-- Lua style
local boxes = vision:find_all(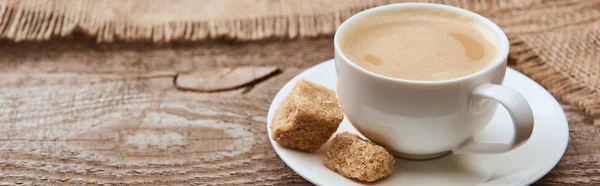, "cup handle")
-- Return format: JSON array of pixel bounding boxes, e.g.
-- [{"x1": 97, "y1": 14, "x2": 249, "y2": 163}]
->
[{"x1": 452, "y1": 83, "x2": 534, "y2": 154}]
